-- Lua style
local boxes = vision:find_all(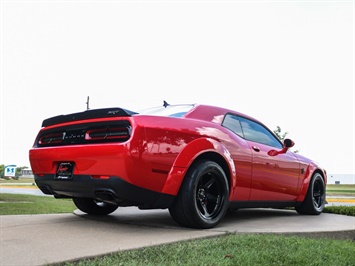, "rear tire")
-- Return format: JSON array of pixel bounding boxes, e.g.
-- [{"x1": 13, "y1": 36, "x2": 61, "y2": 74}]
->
[
  {"x1": 73, "y1": 198, "x2": 118, "y2": 215},
  {"x1": 169, "y1": 160, "x2": 229, "y2": 229},
  {"x1": 296, "y1": 173, "x2": 326, "y2": 215}
]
